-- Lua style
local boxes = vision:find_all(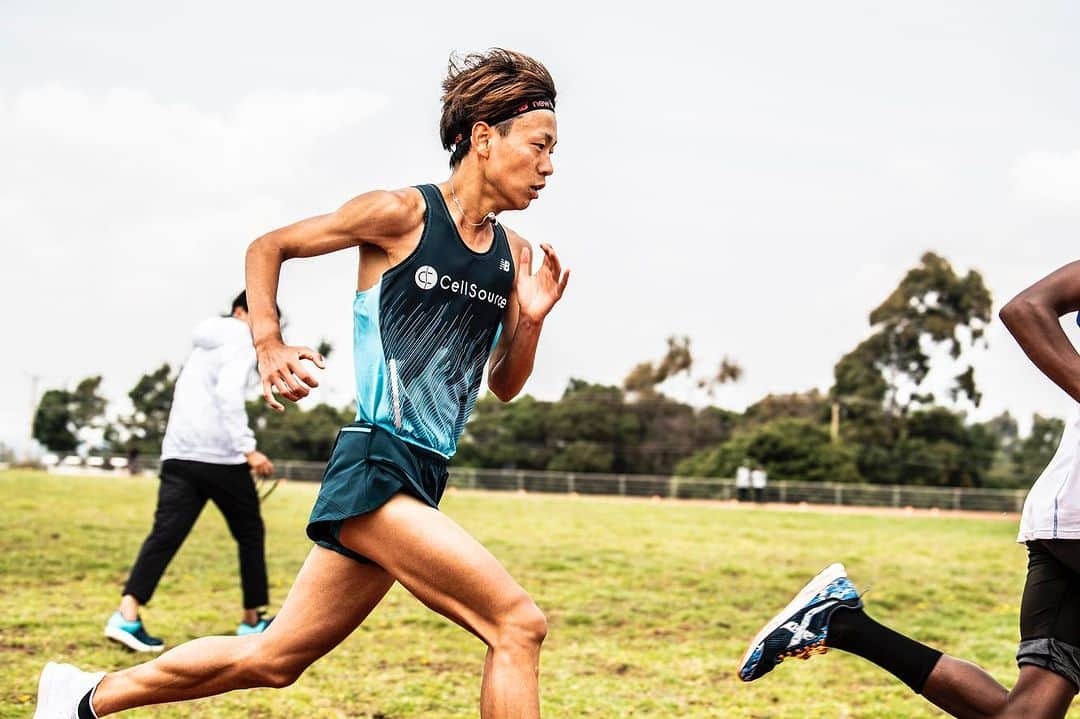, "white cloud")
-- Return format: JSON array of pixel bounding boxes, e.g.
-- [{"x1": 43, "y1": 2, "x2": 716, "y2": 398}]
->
[
  {"x1": 2, "y1": 86, "x2": 388, "y2": 216},
  {"x1": 0, "y1": 86, "x2": 391, "y2": 457},
  {"x1": 1013, "y1": 150, "x2": 1080, "y2": 214}
]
